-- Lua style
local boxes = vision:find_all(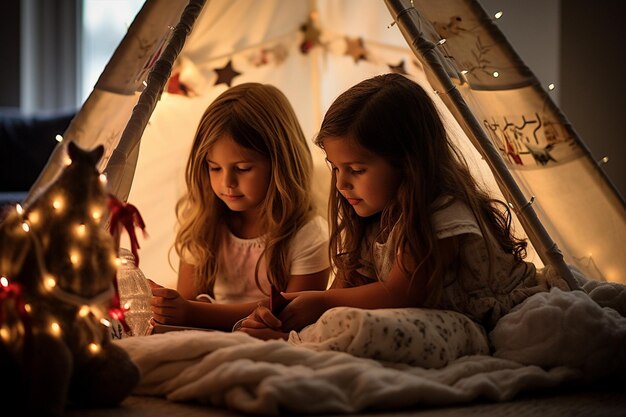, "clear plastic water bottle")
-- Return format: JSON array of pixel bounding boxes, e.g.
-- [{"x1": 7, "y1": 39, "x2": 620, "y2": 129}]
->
[{"x1": 115, "y1": 247, "x2": 153, "y2": 337}]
